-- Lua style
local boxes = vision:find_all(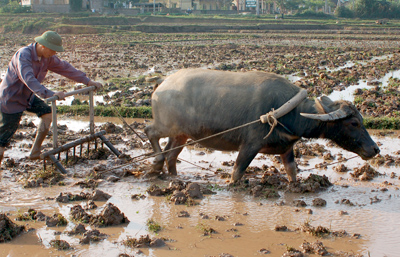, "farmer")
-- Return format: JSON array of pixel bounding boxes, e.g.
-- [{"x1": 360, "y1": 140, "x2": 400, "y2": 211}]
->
[{"x1": 0, "y1": 30, "x2": 102, "y2": 165}]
